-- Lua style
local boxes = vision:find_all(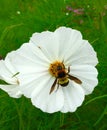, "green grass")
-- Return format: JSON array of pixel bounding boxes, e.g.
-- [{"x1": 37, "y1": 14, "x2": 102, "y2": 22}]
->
[{"x1": 0, "y1": 0, "x2": 107, "y2": 129}]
